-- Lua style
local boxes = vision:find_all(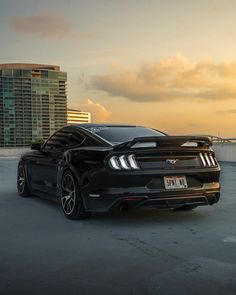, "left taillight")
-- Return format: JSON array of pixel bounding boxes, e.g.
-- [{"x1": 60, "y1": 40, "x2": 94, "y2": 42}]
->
[{"x1": 108, "y1": 154, "x2": 140, "y2": 170}]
